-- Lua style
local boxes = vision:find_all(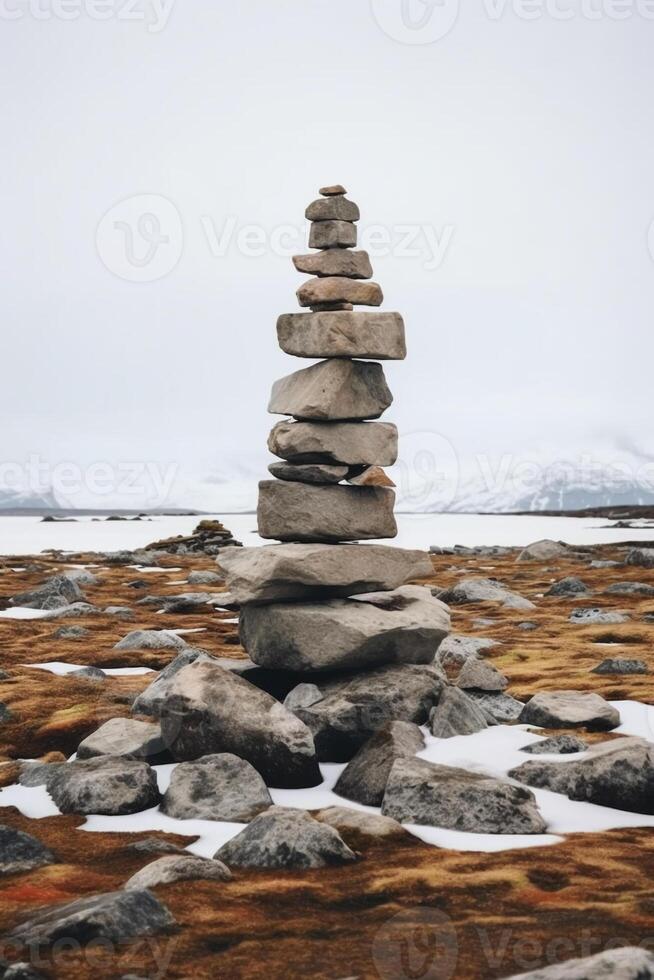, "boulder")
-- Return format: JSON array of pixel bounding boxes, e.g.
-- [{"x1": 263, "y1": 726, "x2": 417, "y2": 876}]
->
[
  {"x1": 240, "y1": 586, "x2": 449, "y2": 673},
  {"x1": 268, "y1": 419, "x2": 398, "y2": 466},
  {"x1": 436, "y1": 634, "x2": 498, "y2": 670},
  {"x1": 437, "y1": 578, "x2": 535, "y2": 611},
  {"x1": 268, "y1": 461, "x2": 348, "y2": 484},
  {"x1": 43, "y1": 602, "x2": 98, "y2": 619},
  {"x1": 333, "y1": 721, "x2": 425, "y2": 806},
  {"x1": 456, "y1": 658, "x2": 508, "y2": 691},
  {"x1": 516, "y1": 540, "x2": 568, "y2": 562},
  {"x1": 161, "y1": 753, "x2": 272, "y2": 821},
  {"x1": 518, "y1": 691, "x2": 620, "y2": 731},
  {"x1": 625, "y1": 547, "x2": 654, "y2": 568},
  {"x1": 429, "y1": 687, "x2": 492, "y2": 738},
  {"x1": 159, "y1": 659, "x2": 321, "y2": 788},
  {"x1": 214, "y1": 806, "x2": 356, "y2": 869},
  {"x1": 591, "y1": 658, "x2": 649, "y2": 675},
  {"x1": 63, "y1": 568, "x2": 100, "y2": 586},
  {"x1": 509, "y1": 737, "x2": 654, "y2": 814},
  {"x1": 7, "y1": 889, "x2": 174, "y2": 946},
  {"x1": 46, "y1": 757, "x2": 160, "y2": 815},
  {"x1": 76, "y1": 718, "x2": 167, "y2": 763},
  {"x1": 124, "y1": 855, "x2": 231, "y2": 891},
  {"x1": 504, "y1": 946, "x2": 654, "y2": 979},
  {"x1": 605, "y1": 582, "x2": 654, "y2": 596},
  {"x1": 257, "y1": 481, "x2": 396, "y2": 543},
  {"x1": 296, "y1": 663, "x2": 446, "y2": 761},
  {"x1": 284, "y1": 683, "x2": 324, "y2": 713},
  {"x1": 467, "y1": 691, "x2": 525, "y2": 723},
  {"x1": 277, "y1": 310, "x2": 405, "y2": 361},
  {"x1": 381, "y1": 757, "x2": 546, "y2": 834},
  {"x1": 569, "y1": 608, "x2": 630, "y2": 625},
  {"x1": 314, "y1": 806, "x2": 404, "y2": 840},
  {"x1": 521, "y1": 735, "x2": 588, "y2": 755},
  {"x1": 309, "y1": 220, "x2": 356, "y2": 249},
  {"x1": 292, "y1": 250, "x2": 372, "y2": 279},
  {"x1": 113, "y1": 630, "x2": 187, "y2": 651},
  {"x1": 305, "y1": 196, "x2": 360, "y2": 221},
  {"x1": 545, "y1": 577, "x2": 589, "y2": 597},
  {"x1": 268, "y1": 359, "x2": 392, "y2": 422},
  {"x1": 10, "y1": 574, "x2": 83, "y2": 610},
  {"x1": 0, "y1": 825, "x2": 56, "y2": 875},
  {"x1": 297, "y1": 277, "x2": 382, "y2": 309},
  {"x1": 132, "y1": 648, "x2": 213, "y2": 718}
]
